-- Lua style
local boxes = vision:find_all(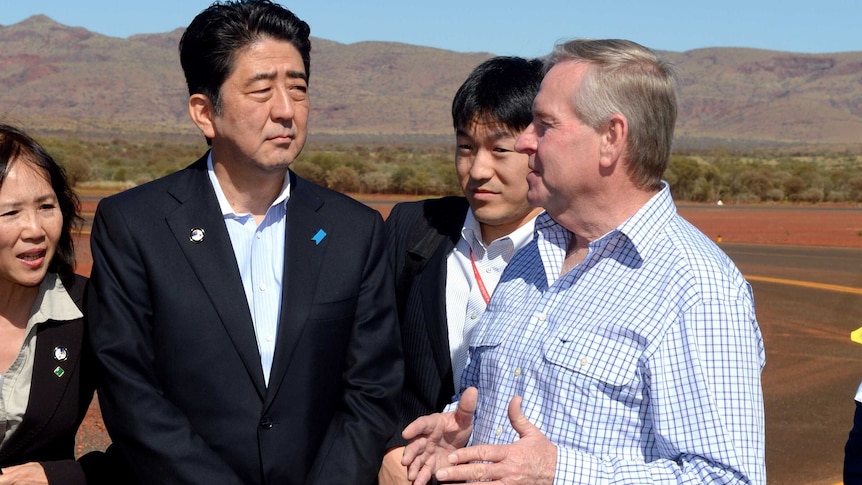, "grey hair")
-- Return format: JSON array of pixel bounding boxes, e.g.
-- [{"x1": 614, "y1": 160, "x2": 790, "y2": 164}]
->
[{"x1": 546, "y1": 39, "x2": 678, "y2": 190}]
